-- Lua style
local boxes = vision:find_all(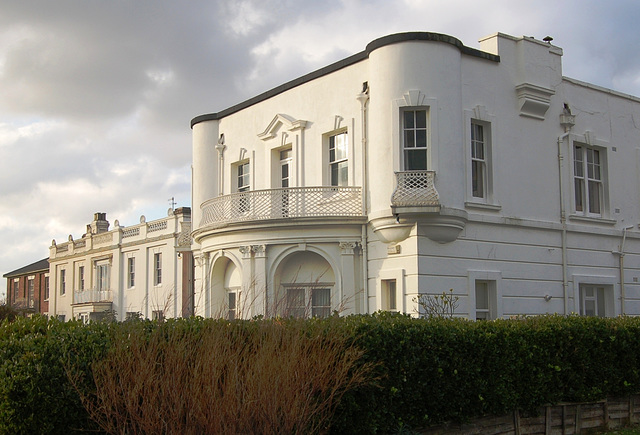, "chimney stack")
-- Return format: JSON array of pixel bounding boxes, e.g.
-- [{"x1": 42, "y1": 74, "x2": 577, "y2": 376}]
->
[{"x1": 89, "y1": 212, "x2": 110, "y2": 234}]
